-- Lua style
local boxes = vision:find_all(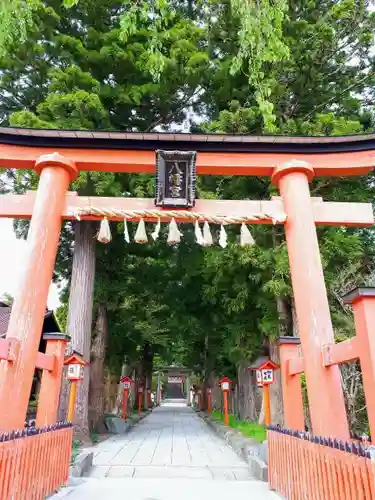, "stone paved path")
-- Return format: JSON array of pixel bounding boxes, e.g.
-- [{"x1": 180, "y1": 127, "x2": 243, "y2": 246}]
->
[{"x1": 57, "y1": 400, "x2": 280, "y2": 499}]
